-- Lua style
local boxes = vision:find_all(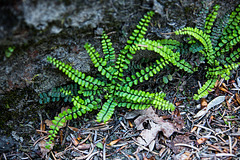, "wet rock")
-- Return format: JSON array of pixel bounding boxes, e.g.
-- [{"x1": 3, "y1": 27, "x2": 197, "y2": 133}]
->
[{"x1": 0, "y1": 1, "x2": 22, "y2": 40}]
